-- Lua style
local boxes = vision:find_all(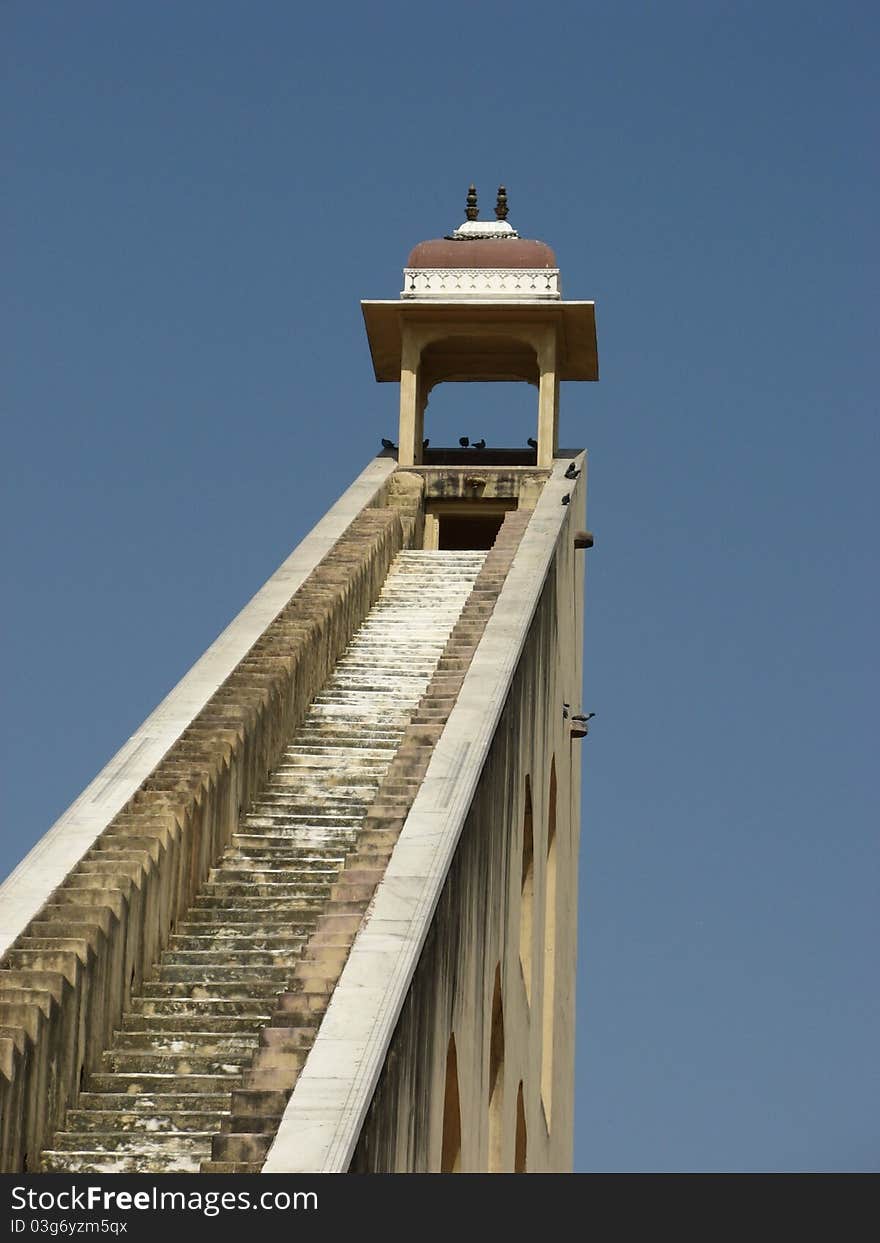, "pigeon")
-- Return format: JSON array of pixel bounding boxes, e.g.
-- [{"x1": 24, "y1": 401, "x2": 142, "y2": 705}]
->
[
  {"x1": 564, "y1": 463, "x2": 581, "y2": 480},
  {"x1": 459, "y1": 436, "x2": 470, "y2": 448},
  {"x1": 473, "y1": 438, "x2": 486, "y2": 450},
  {"x1": 562, "y1": 702, "x2": 570, "y2": 720},
  {"x1": 571, "y1": 712, "x2": 596, "y2": 723},
  {"x1": 527, "y1": 437, "x2": 538, "y2": 449},
  {"x1": 561, "y1": 493, "x2": 571, "y2": 506},
  {"x1": 381, "y1": 438, "x2": 397, "y2": 451},
  {"x1": 423, "y1": 438, "x2": 430, "y2": 450}
]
